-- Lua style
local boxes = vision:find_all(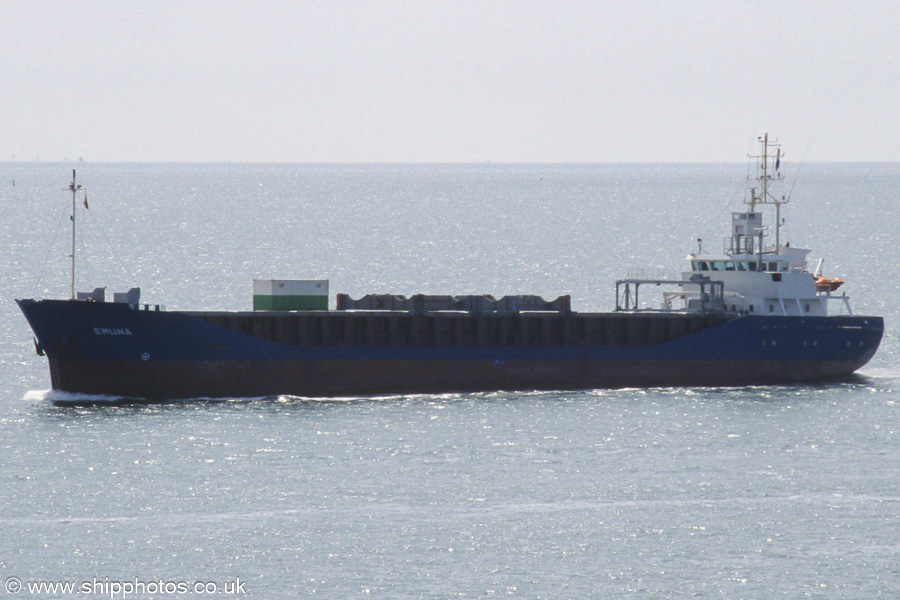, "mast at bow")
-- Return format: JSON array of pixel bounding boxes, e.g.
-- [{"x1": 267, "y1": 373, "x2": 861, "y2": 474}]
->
[{"x1": 66, "y1": 170, "x2": 86, "y2": 300}]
